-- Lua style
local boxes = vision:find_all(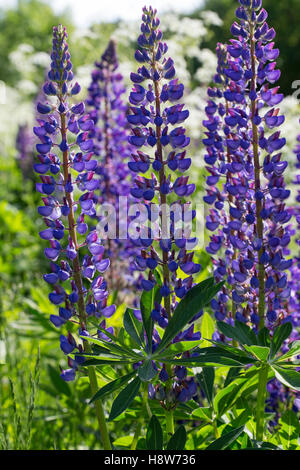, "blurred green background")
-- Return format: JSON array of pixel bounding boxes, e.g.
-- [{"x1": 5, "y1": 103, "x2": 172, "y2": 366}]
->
[{"x1": 0, "y1": 0, "x2": 300, "y2": 450}]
